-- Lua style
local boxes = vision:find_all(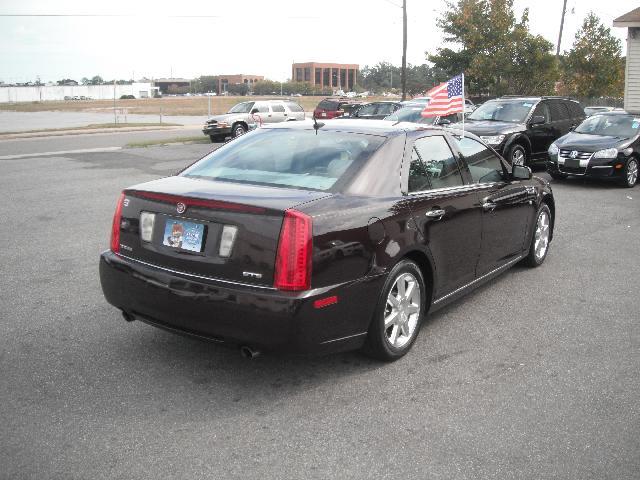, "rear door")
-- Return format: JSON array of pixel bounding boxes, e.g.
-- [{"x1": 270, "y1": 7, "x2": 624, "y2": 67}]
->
[
  {"x1": 404, "y1": 133, "x2": 482, "y2": 297},
  {"x1": 452, "y1": 135, "x2": 535, "y2": 274},
  {"x1": 269, "y1": 103, "x2": 287, "y2": 123}
]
